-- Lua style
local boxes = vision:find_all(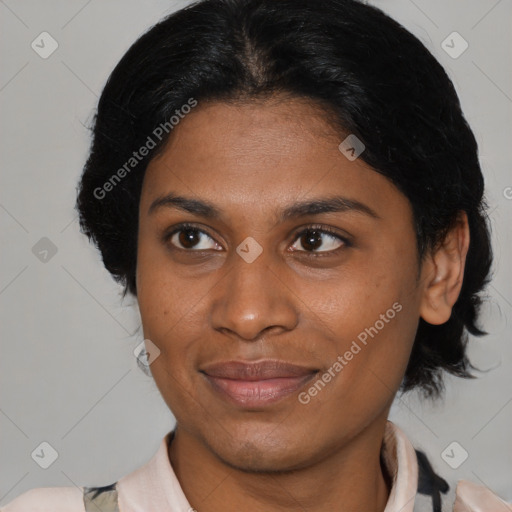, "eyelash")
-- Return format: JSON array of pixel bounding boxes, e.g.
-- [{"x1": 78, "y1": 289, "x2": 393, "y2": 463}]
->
[{"x1": 163, "y1": 222, "x2": 351, "y2": 256}]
